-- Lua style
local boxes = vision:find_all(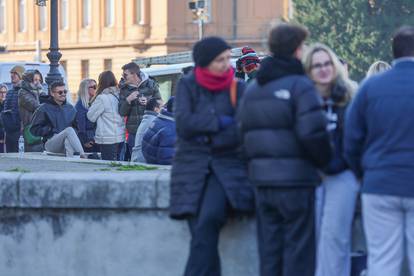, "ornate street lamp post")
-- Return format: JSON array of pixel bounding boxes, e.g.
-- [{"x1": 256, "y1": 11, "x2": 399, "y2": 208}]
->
[{"x1": 35, "y1": 0, "x2": 63, "y2": 87}]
